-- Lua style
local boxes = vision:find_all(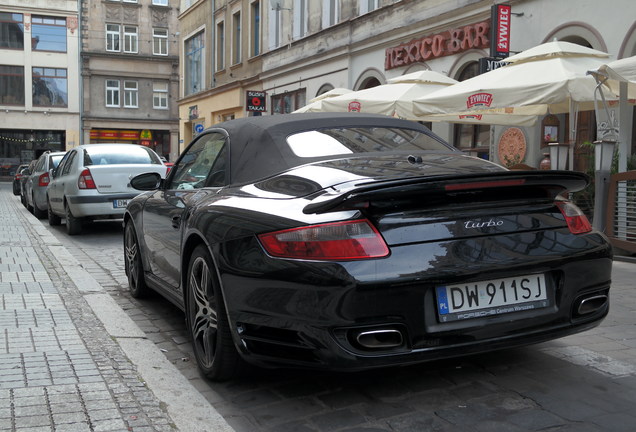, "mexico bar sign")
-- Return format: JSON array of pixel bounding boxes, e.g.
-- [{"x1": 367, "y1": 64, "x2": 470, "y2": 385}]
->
[
  {"x1": 385, "y1": 20, "x2": 490, "y2": 70},
  {"x1": 490, "y1": 4, "x2": 511, "y2": 58}
]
